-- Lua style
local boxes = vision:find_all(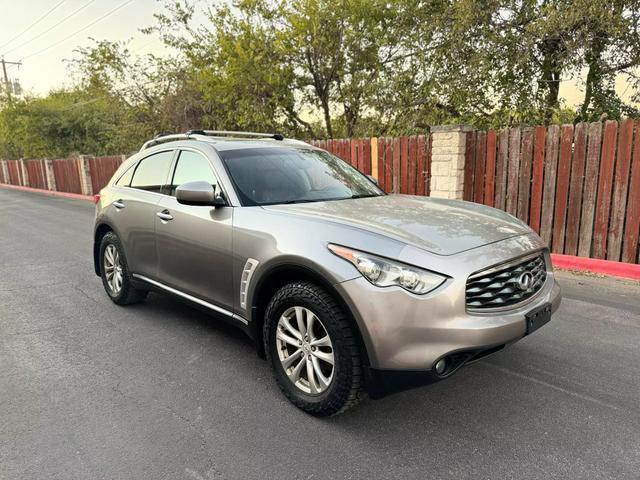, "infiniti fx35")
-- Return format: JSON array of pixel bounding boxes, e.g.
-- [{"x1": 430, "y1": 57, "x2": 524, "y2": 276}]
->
[{"x1": 93, "y1": 131, "x2": 561, "y2": 416}]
